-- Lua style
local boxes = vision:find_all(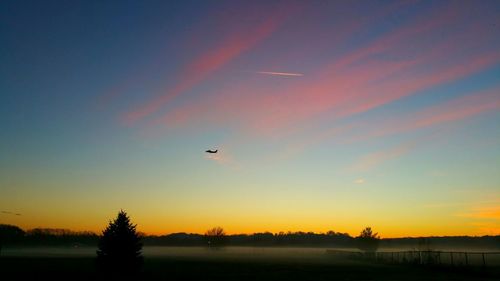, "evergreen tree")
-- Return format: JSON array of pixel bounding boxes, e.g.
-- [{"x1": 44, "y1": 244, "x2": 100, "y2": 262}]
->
[{"x1": 96, "y1": 210, "x2": 143, "y2": 275}]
